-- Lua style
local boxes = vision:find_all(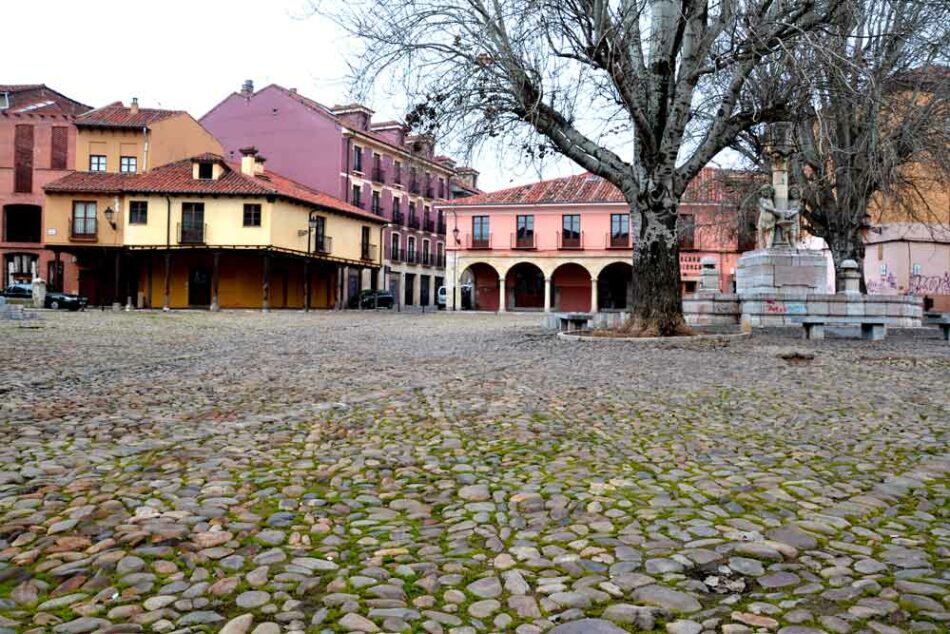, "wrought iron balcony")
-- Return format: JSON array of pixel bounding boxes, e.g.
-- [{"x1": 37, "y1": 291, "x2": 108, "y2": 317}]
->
[{"x1": 178, "y1": 223, "x2": 206, "y2": 245}]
